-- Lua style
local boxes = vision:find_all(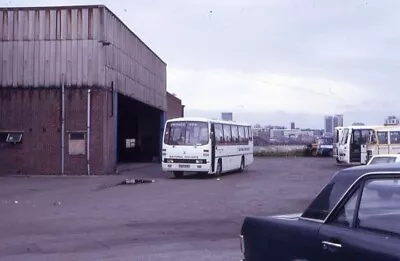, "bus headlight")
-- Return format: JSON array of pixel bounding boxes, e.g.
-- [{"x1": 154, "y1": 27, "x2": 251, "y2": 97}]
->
[{"x1": 166, "y1": 159, "x2": 174, "y2": 163}]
